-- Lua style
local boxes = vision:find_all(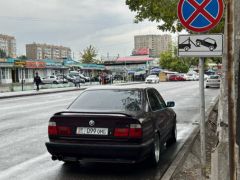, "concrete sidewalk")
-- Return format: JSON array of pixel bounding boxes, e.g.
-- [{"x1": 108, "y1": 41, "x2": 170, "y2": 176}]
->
[{"x1": 0, "y1": 81, "x2": 143, "y2": 99}]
